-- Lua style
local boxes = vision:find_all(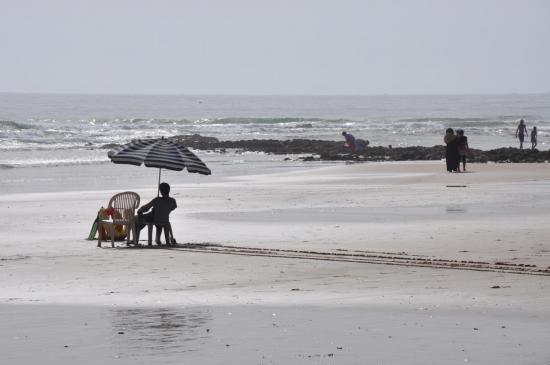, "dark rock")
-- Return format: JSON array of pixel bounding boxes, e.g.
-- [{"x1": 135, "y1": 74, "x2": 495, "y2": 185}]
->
[
  {"x1": 109, "y1": 134, "x2": 550, "y2": 163},
  {"x1": 100, "y1": 143, "x2": 121, "y2": 150},
  {"x1": 172, "y1": 134, "x2": 219, "y2": 144},
  {"x1": 300, "y1": 156, "x2": 318, "y2": 162},
  {"x1": 482, "y1": 147, "x2": 550, "y2": 163}
]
